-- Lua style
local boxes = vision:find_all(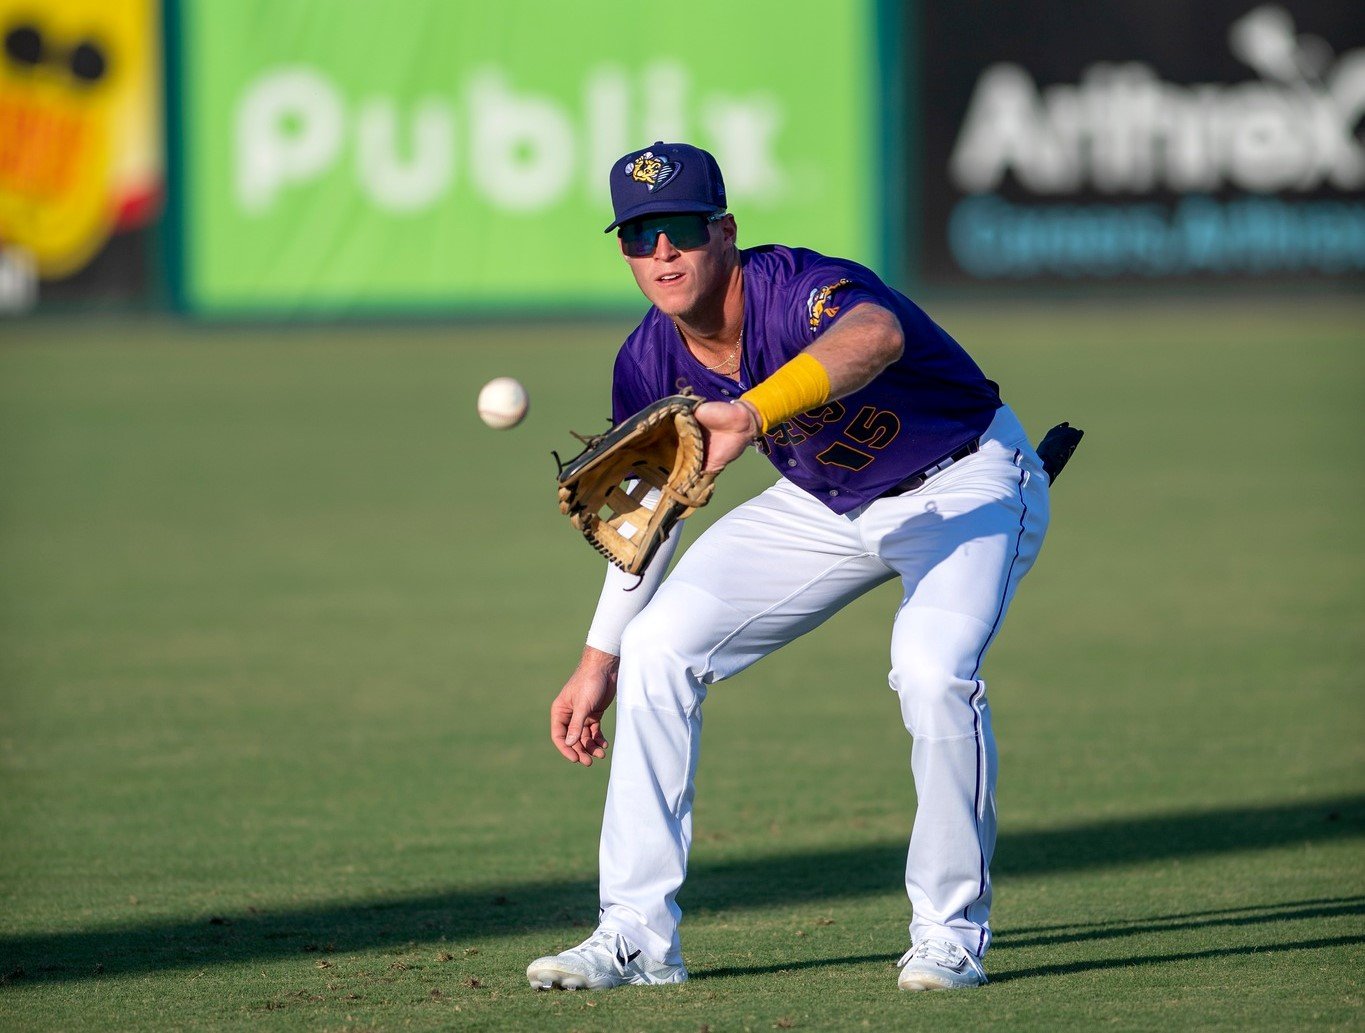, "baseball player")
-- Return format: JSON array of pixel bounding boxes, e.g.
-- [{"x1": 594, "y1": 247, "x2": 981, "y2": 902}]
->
[{"x1": 527, "y1": 142, "x2": 1050, "y2": 992}]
